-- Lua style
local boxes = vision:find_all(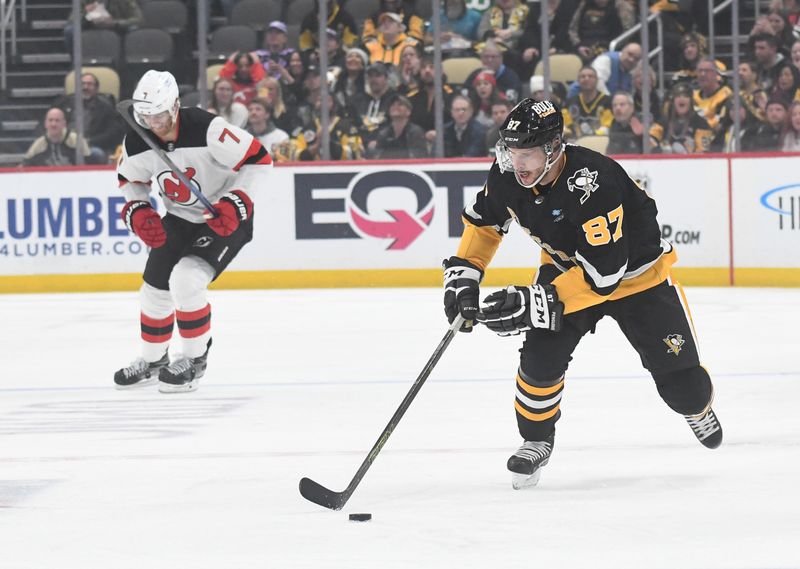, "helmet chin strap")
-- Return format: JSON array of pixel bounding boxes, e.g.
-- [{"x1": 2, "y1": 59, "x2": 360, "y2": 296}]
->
[{"x1": 515, "y1": 140, "x2": 564, "y2": 188}]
